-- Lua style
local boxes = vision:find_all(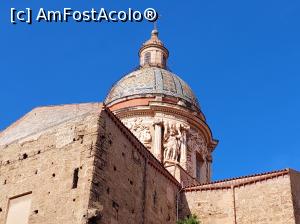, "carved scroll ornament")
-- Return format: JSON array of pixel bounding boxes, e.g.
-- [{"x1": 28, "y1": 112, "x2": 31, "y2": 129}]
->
[{"x1": 122, "y1": 118, "x2": 152, "y2": 149}]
